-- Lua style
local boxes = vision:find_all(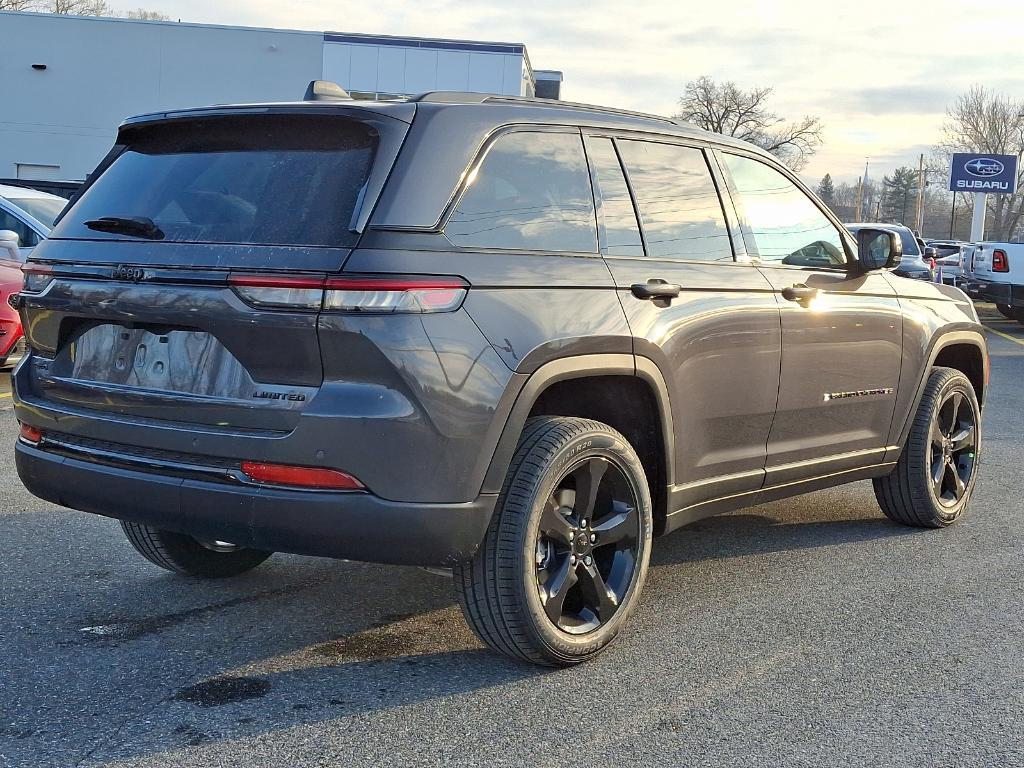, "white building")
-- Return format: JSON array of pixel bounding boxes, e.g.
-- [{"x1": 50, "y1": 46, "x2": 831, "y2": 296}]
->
[{"x1": 0, "y1": 12, "x2": 562, "y2": 188}]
